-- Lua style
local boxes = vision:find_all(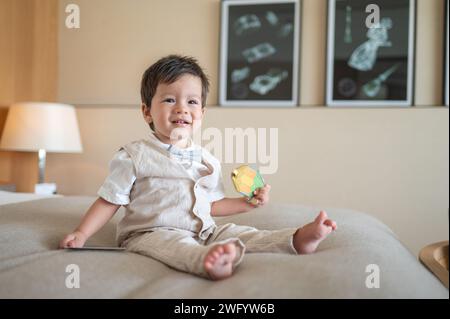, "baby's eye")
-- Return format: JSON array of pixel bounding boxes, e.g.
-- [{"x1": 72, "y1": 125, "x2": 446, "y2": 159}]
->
[
  {"x1": 163, "y1": 98, "x2": 175, "y2": 103},
  {"x1": 188, "y1": 100, "x2": 200, "y2": 105}
]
